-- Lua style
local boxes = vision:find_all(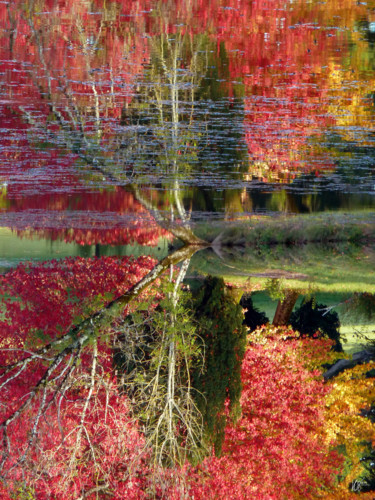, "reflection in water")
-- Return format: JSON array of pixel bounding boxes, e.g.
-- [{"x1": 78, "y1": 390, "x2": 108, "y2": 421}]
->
[
  {"x1": 1, "y1": 0, "x2": 375, "y2": 245},
  {"x1": 0, "y1": 226, "x2": 170, "y2": 273},
  {"x1": 1, "y1": 1, "x2": 375, "y2": 496}
]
